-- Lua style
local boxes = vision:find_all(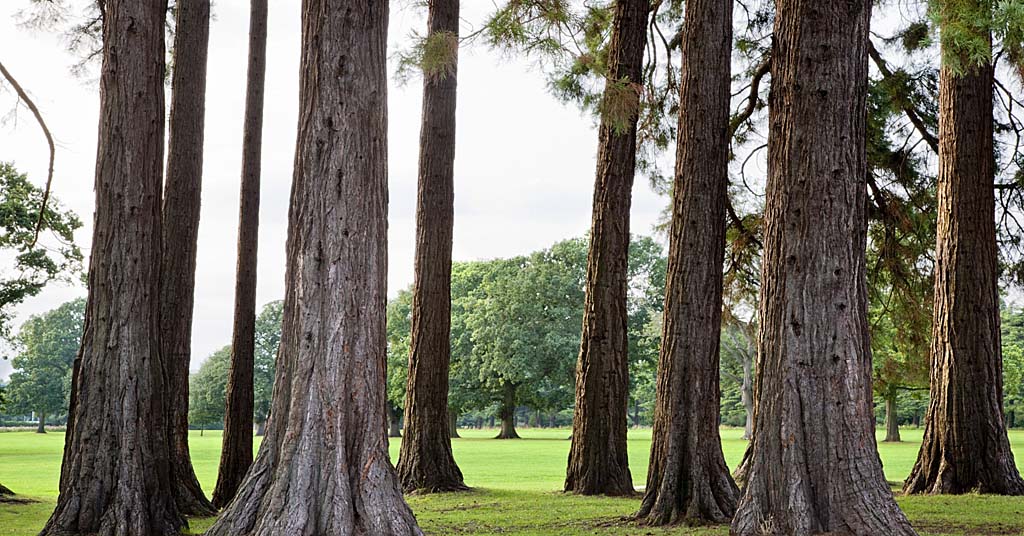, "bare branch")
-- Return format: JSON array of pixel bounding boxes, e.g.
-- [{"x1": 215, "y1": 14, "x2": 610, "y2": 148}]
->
[{"x1": 0, "y1": 59, "x2": 56, "y2": 249}]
